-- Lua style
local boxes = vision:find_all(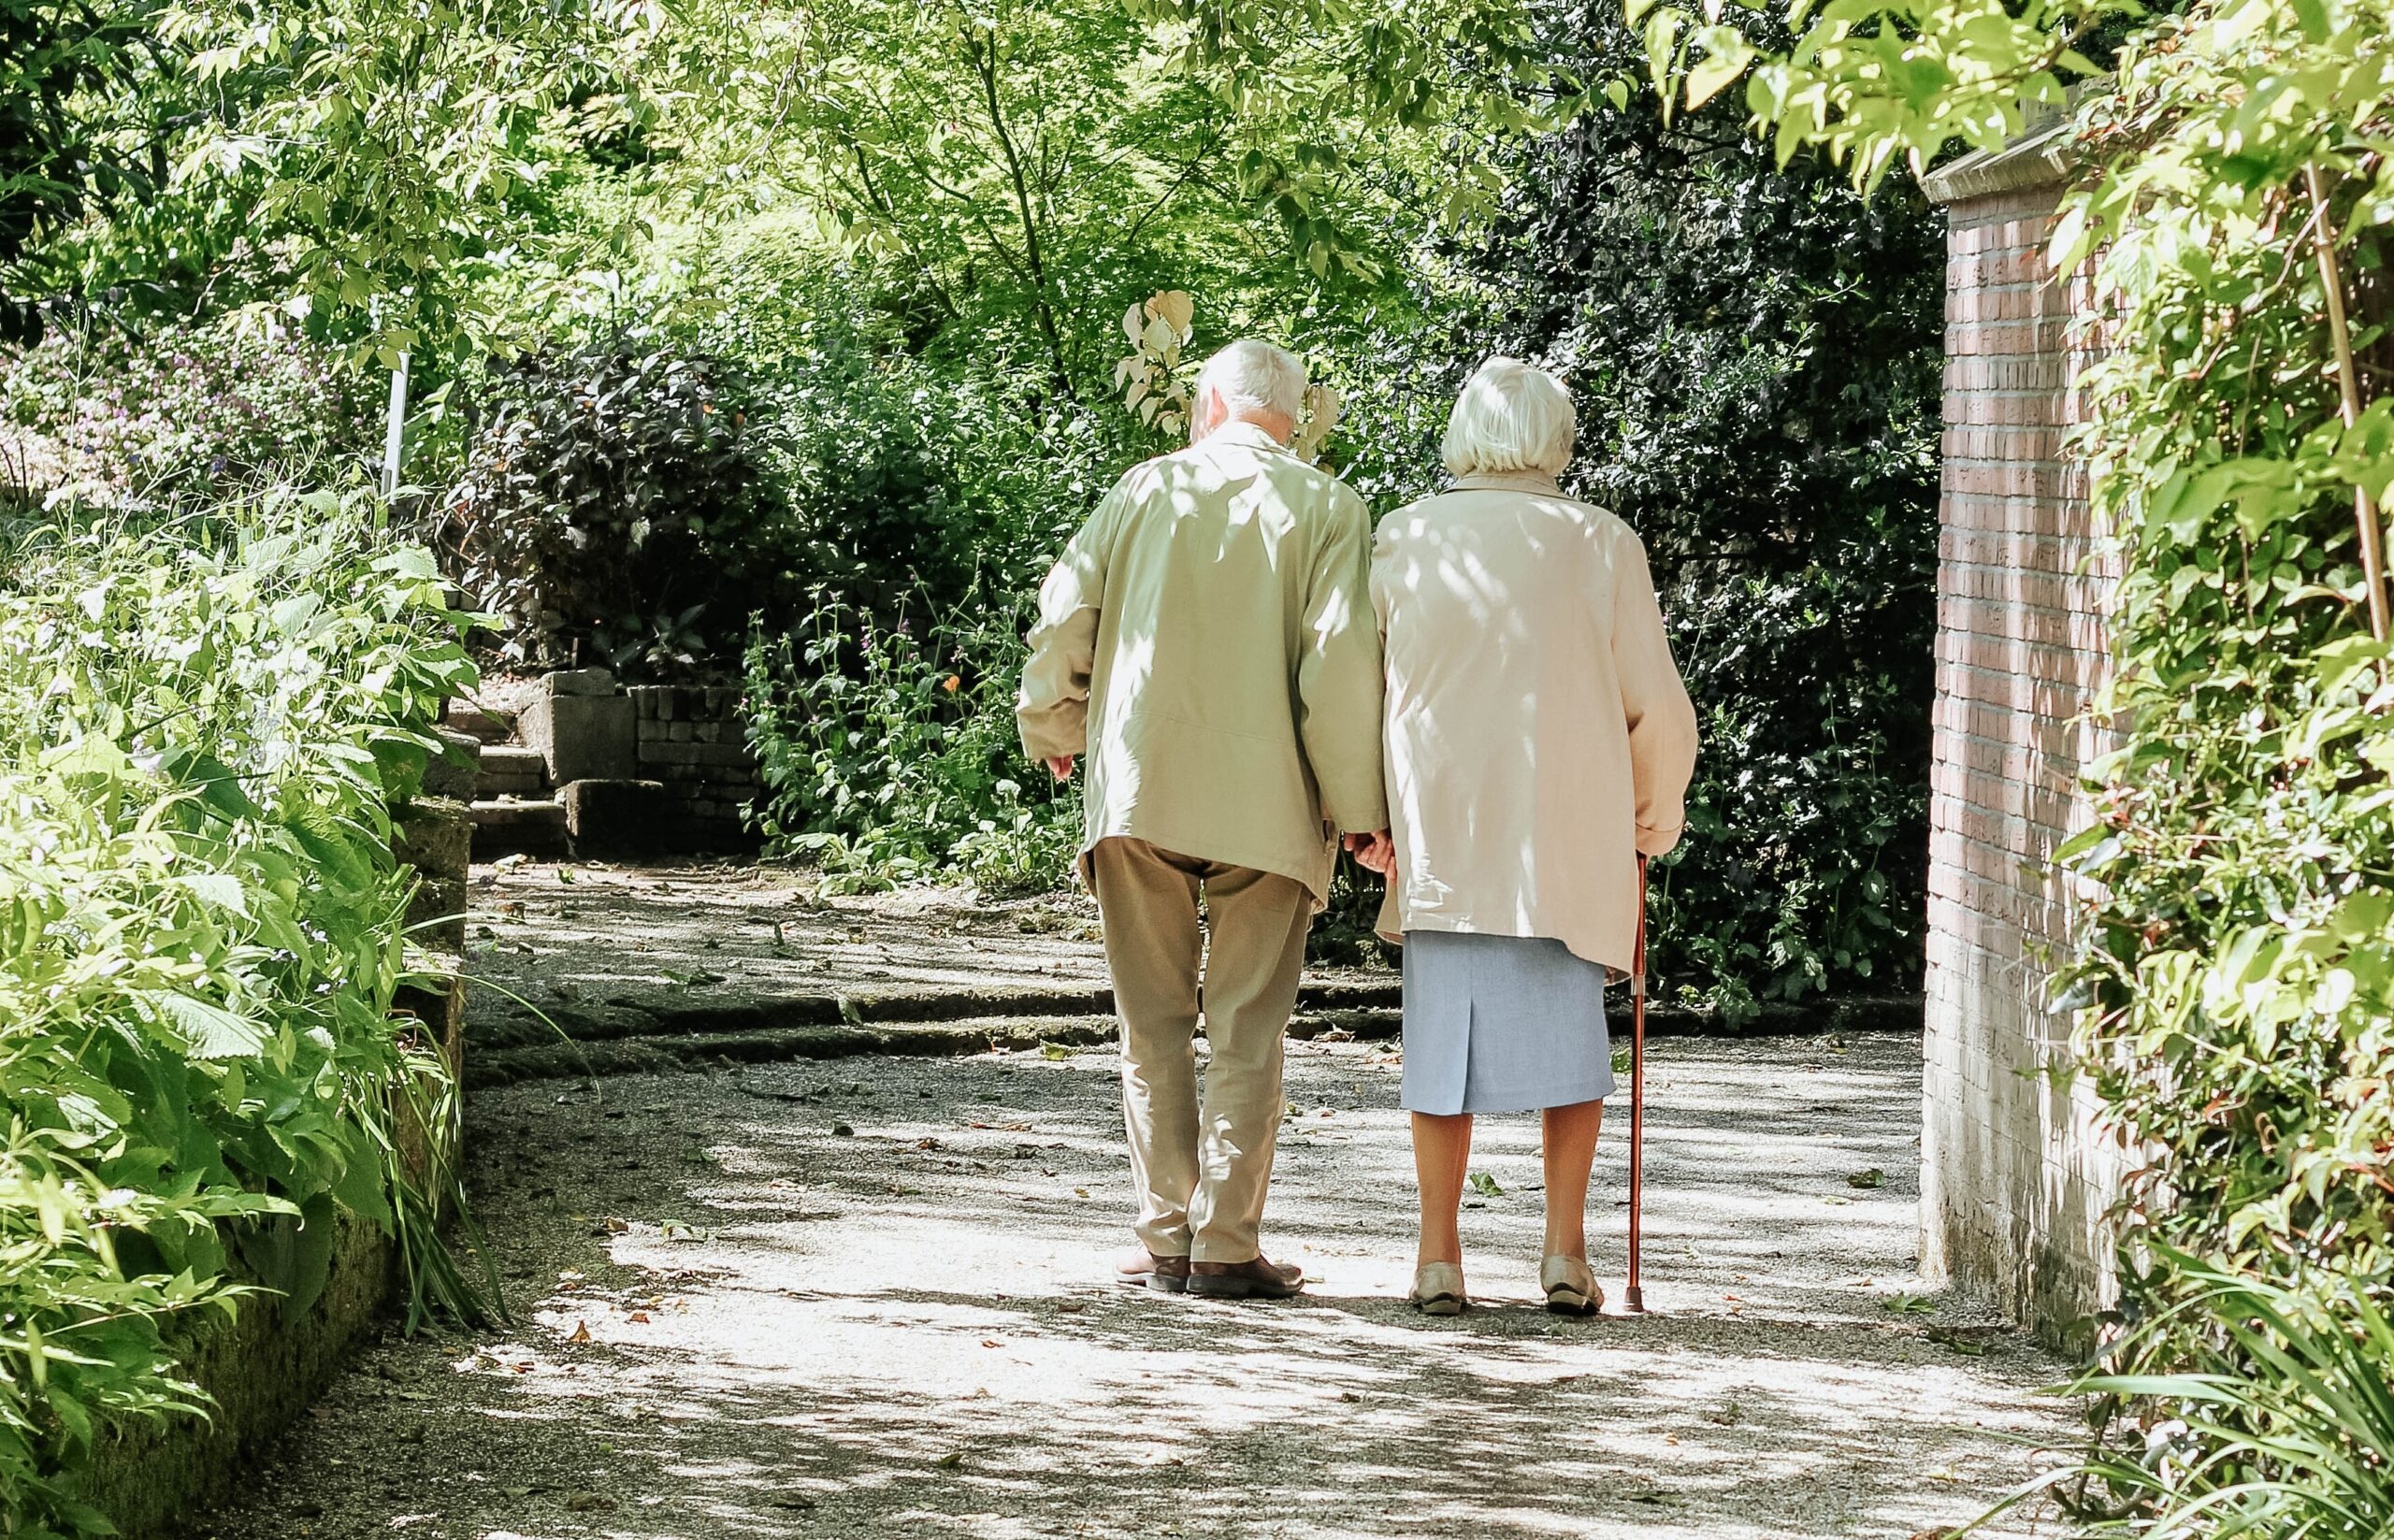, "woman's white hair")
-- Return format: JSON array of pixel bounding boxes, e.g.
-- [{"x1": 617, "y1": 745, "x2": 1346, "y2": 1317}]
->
[
  {"x1": 1441, "y1": 356, "x2": 1576, "y2": 478},
  {"x1": 1194, "y1": 338, "x2": 1307, "y2": 425}
]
